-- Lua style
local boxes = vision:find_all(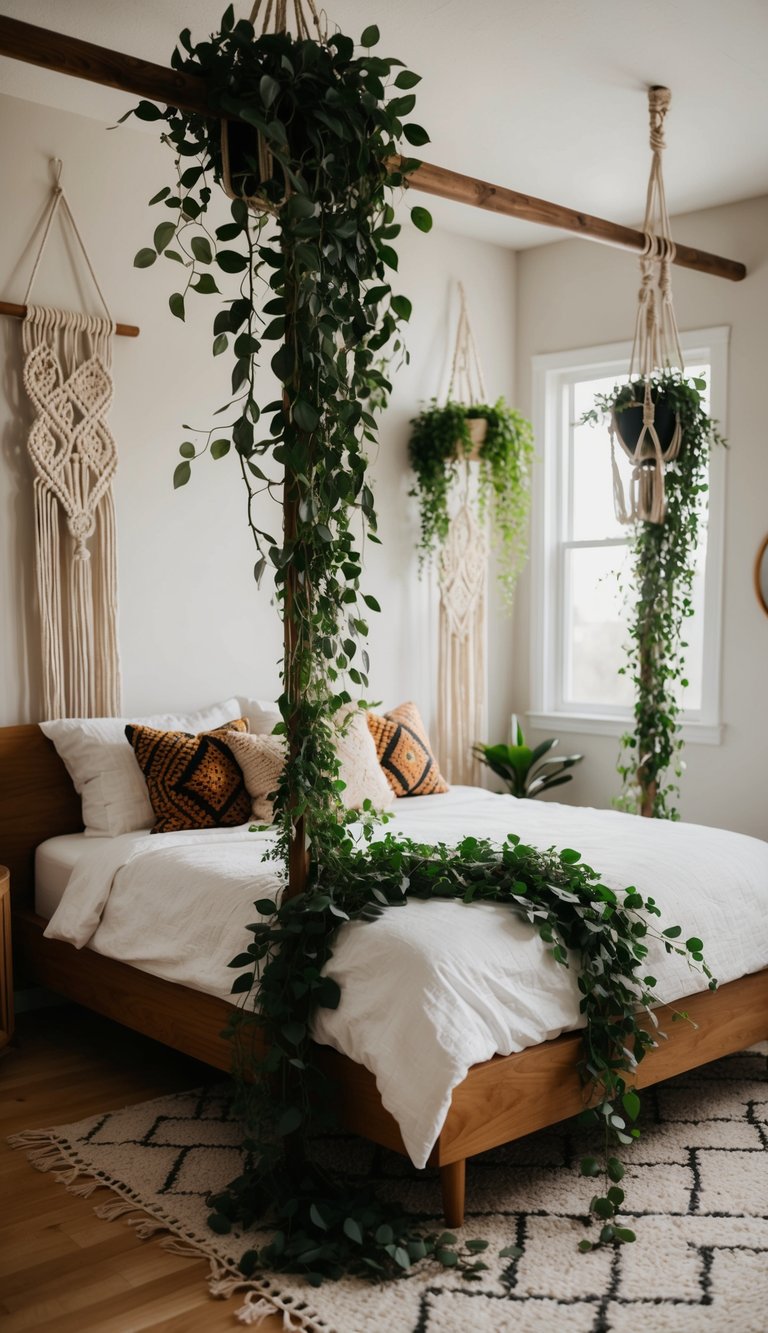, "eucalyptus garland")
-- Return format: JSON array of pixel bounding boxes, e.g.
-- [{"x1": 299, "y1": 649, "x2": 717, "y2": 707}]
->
[
  {"x1": 408, "y1": 397, "x2": 534, "y2": 602},
  {"x1": 127, "y1": 6, "x2": 715, "y2": 1290},
  {"x1": 583, "y1": 372, "x2": 725, "y2": 818}
]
